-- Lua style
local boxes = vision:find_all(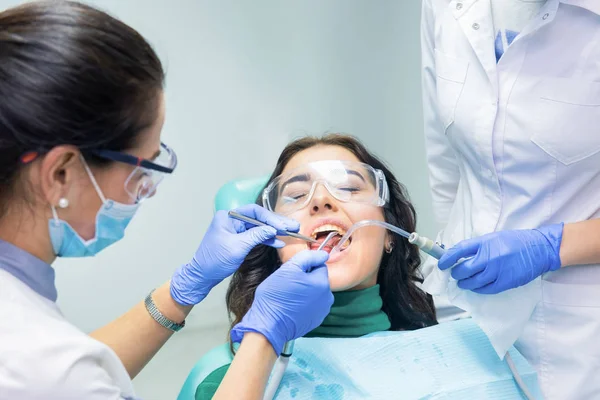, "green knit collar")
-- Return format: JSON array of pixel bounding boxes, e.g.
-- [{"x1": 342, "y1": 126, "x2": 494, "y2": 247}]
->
[{"x1": 305, "y1": 284, "x2": 391, "y2": 338}]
